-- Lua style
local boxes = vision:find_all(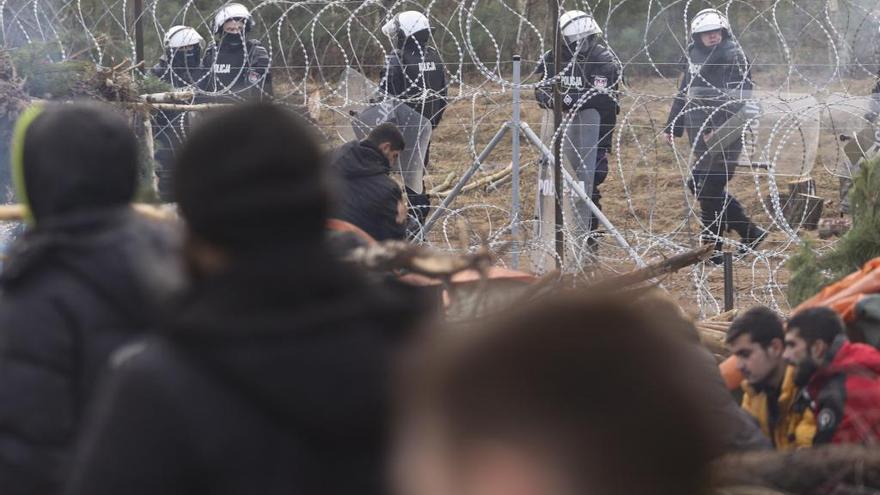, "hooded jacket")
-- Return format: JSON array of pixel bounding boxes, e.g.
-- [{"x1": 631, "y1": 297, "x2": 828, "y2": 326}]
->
[
  {"x1": 741, "y1": 365, "x2": 816, "y2": 449},
  {"x1": 0, "y1": 104, "x2": 182, "y2": 494},
  {"x1": 666, "y1": 36, "x2": 753, "y2": 138},
  {"x1": 65, "y1": 244, "x2": 427, "y2": 495},
  {"x1": 534, "y1": 41, "x2": 621, "y2": 150},
  {"x1": 807, "y1": 335, "x2": 880, "y2": 445},
  {"x1": 380, "y1": 31, "x2": 447, "y2": 128},
  {"x1": 330, "y1": 140, "x2": 405, "y2": 242}
]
